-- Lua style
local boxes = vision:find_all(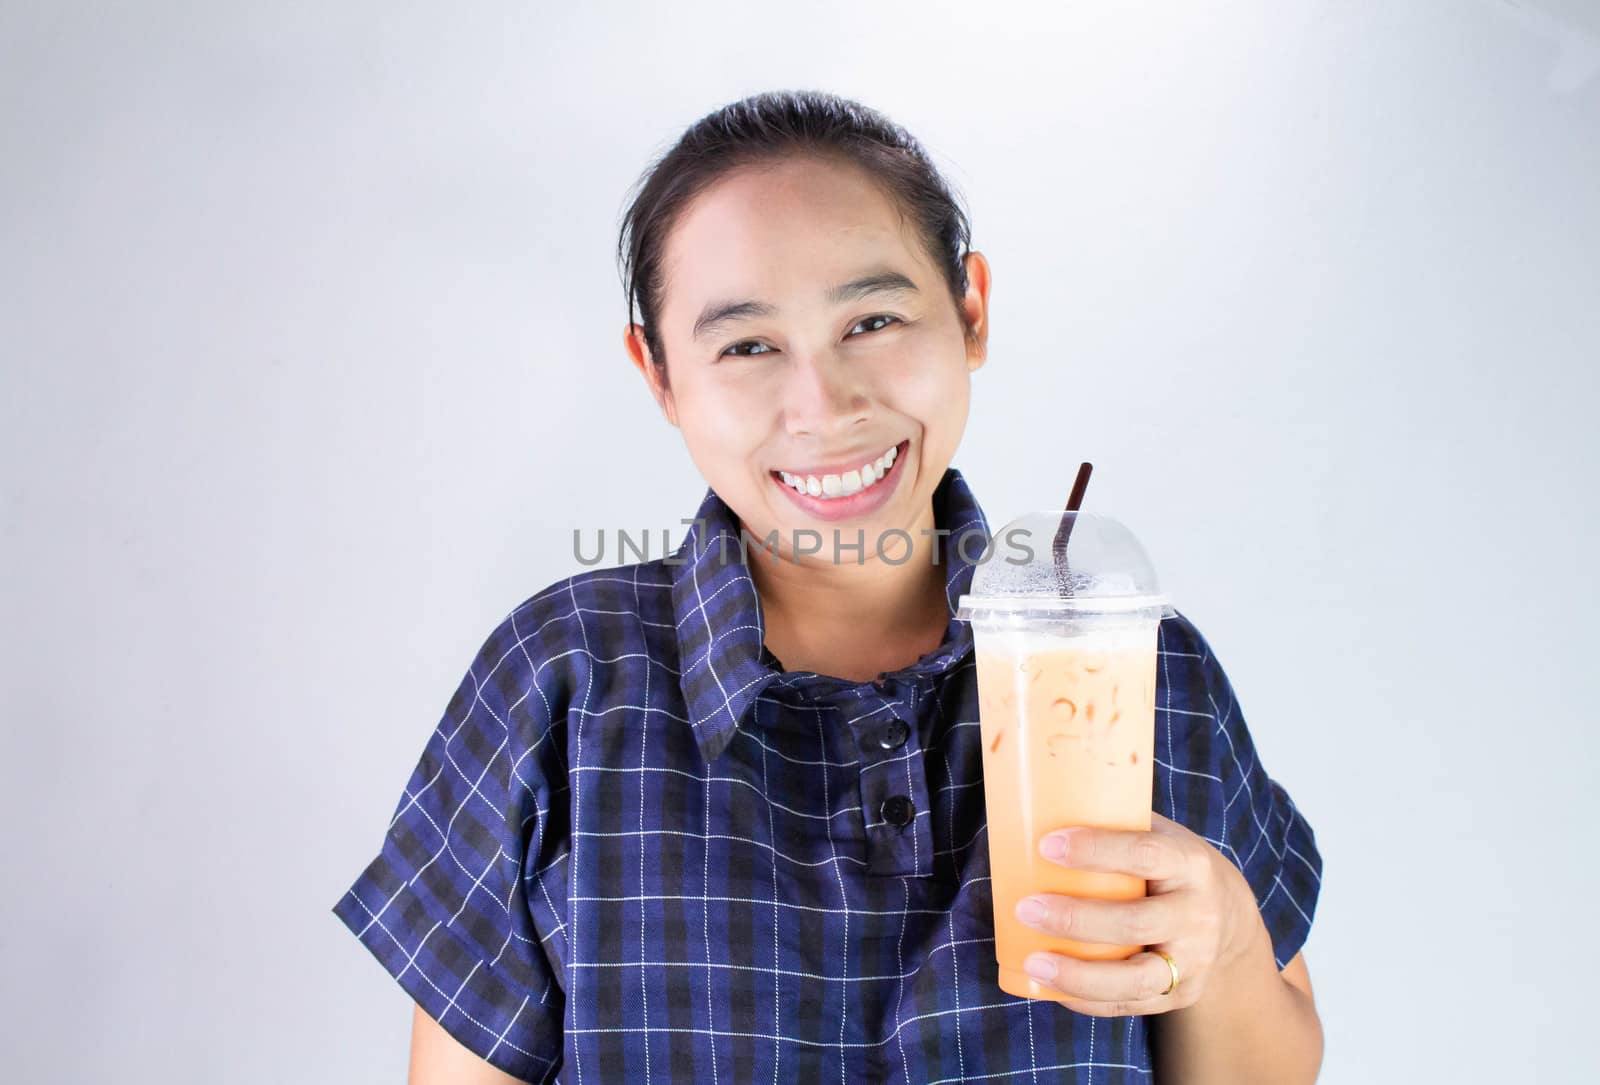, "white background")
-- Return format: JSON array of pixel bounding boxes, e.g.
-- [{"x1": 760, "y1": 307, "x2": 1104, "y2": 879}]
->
[{"x1": 3, "y1": 1, "x2": 1596, "y2": 1081}]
